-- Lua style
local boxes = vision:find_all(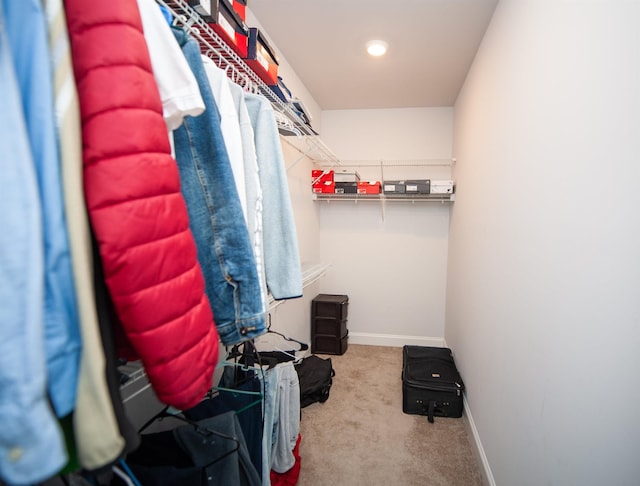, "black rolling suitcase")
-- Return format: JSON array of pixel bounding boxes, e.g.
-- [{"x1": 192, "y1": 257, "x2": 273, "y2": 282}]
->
[{"x1": 402, "y1": 345, "x2": 465, "y2": 423}]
